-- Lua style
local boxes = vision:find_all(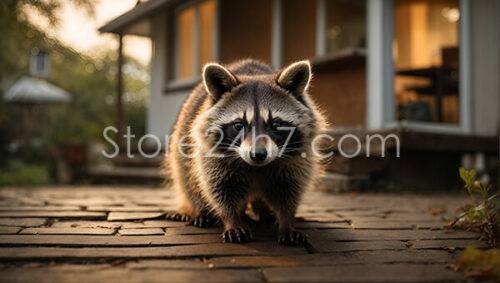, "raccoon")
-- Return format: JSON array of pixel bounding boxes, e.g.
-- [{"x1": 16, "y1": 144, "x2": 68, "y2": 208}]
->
[{"x1": 165, "y1": 59, "x2": 327, "y2": 245}]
